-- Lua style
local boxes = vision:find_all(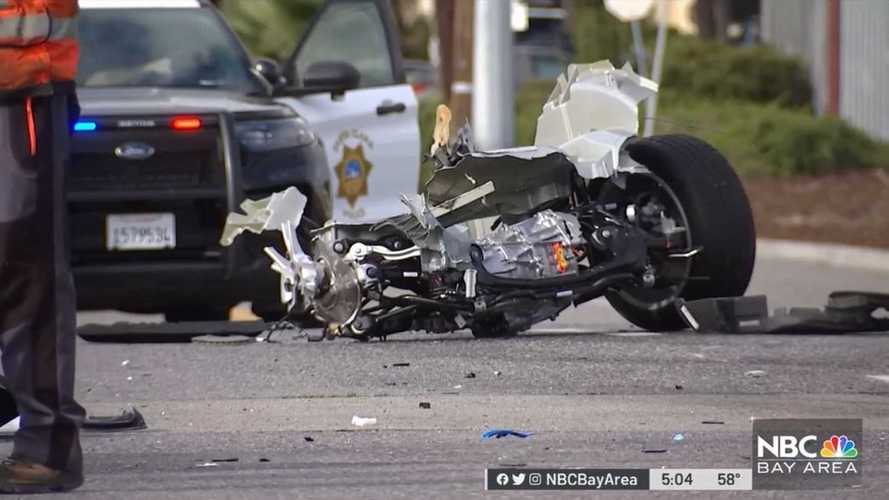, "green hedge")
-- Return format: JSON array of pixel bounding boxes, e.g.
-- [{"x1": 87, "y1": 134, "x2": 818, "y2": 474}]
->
[
  {"x1": 655, "y1": 92, "x2": 889, "y2": 176},
  {"x1": 663, "y1": 36, "x2": 812, "y2": 109},
  {"x1": 569, "y1": 1, "x2": 812, "y2": 109}
]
